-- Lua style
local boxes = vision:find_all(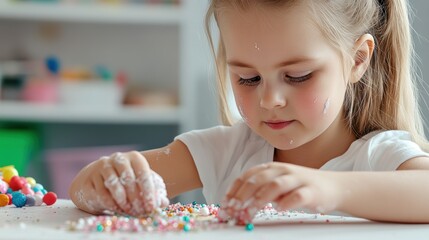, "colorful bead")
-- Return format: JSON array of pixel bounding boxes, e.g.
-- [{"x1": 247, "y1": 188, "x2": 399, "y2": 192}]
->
[
  {"x1": 12, "y1": 192, "x2": 26, "y2": 208},
  {"x1": 34, "y1": 194, "x2": 43, "y2": 206},
  {"x1": 26, "y1": 195, "x2": 36, "y2": 206},
  {"x1": 245, "y1": 223, "x2": 254, "y2": 231},
  {"x1": 43, "y1": 192, "x2": 57, "y2": 205},
  {"x1": 25, "y1": 177, "x2": 36, "y2": 187},
  {"x1": 0, "y1": 194, "x2": 8, "y2": 207},
  {"x1": 9, "y1": 176, "x2": 24, "y2": 191},
  {"x1": 0, "y1": 165, "x2": 56, "y2": 208},
  {"x1": 0, "y1": 166, "x2": 18, "y2": 183},
  {"x1": 0, "y1": 180, "x2": 8, "y2": 194}
]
